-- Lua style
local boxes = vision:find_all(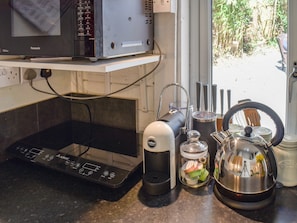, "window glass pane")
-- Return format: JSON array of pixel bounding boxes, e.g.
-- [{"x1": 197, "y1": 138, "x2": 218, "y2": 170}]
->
[{"x1": 212, "y1": 0, "x2": 287, "y2": 131}]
